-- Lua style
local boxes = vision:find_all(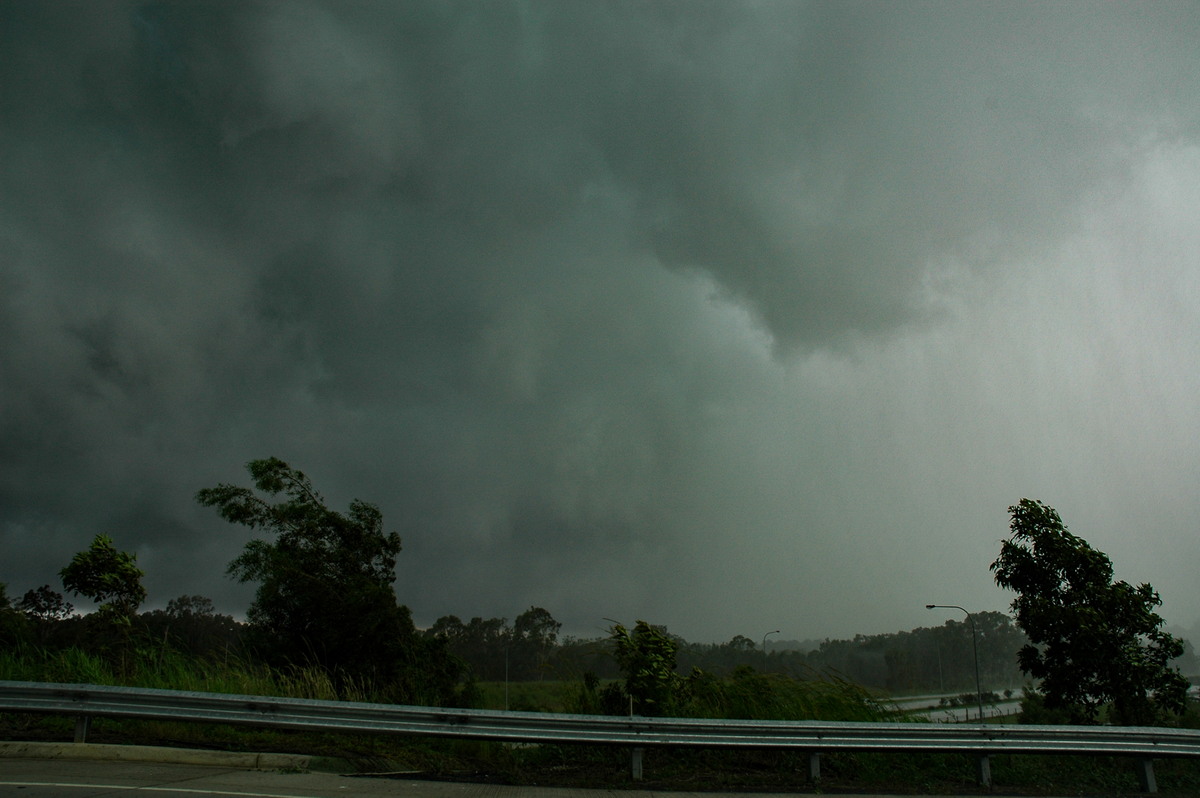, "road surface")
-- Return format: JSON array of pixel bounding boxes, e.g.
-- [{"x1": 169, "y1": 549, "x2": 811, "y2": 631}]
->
[{"x1": 0, "y1": 756, "x2": 1080, "y2": 798}]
